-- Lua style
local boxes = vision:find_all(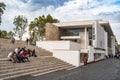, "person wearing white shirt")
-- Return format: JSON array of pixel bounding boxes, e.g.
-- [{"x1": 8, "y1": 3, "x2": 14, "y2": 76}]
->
[
  {"x1": 8, "y1": 51, "x2": 14, "y2": 62},
  {"x1": 14, "y1": 47, "x2": 20, "y2": 54}
]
